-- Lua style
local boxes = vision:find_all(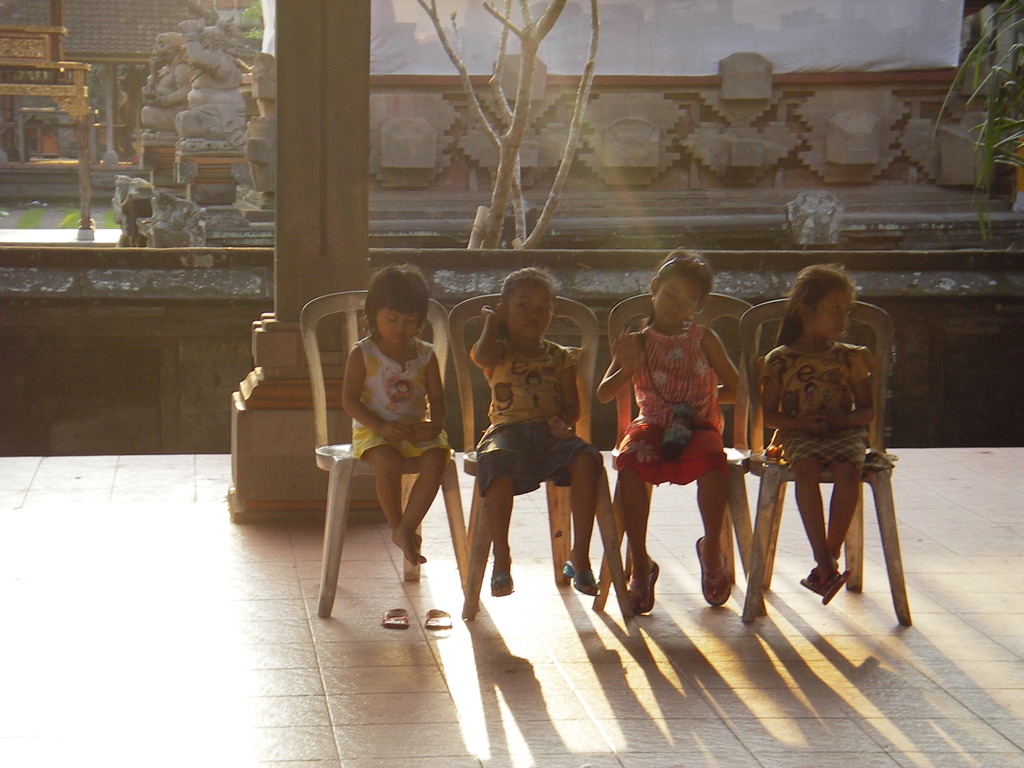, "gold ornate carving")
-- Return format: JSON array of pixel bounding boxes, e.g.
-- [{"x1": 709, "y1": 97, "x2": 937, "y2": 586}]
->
[{"x1": 0, "y1": 36, "x2": 46, "y2": 60}]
